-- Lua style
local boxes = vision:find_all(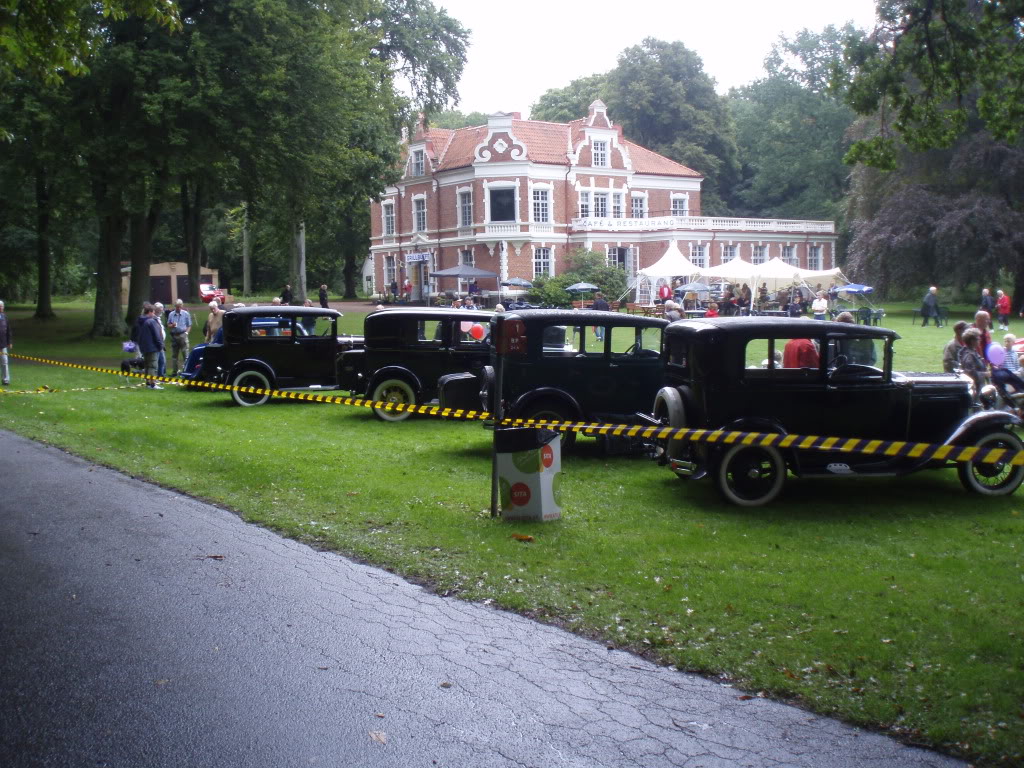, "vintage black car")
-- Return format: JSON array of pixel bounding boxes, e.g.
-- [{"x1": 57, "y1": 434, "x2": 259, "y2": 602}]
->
[
  {"x1": 337, "y1": 307, "x2": 493, "y2": 421},
  {"x1": 440, "y1": 309, "x2": 669, "y2": 447},
  {"x1": 643, "y1": 316, "x2": 1024, "y2": 505},
  {"x1": 191, "y1": 307, "x2": 363, "y2": 406}
]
